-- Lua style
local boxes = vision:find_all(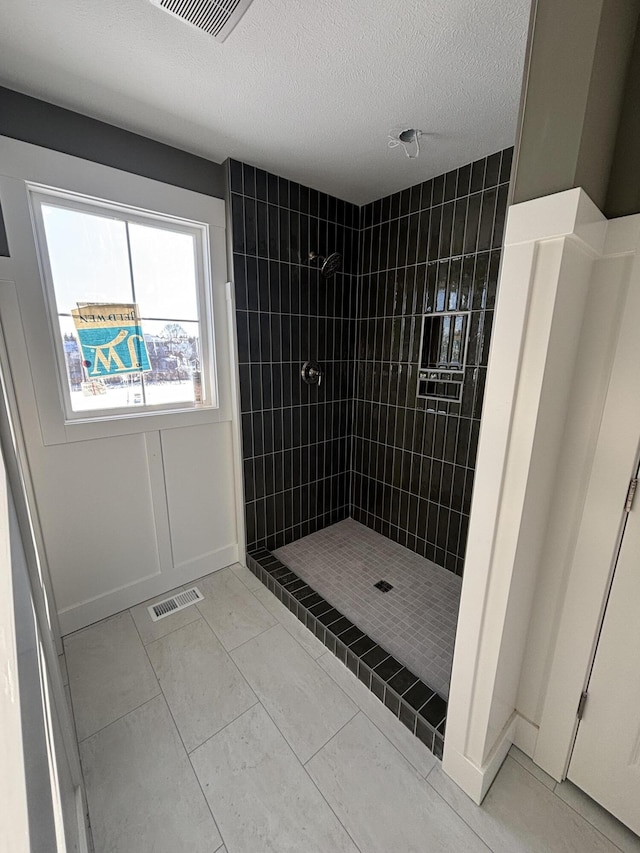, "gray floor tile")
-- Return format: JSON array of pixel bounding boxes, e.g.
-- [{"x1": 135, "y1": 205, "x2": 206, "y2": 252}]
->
[
  {"x1": 81, "y1": 695, "x2": 221, "y2": 853},
  {"x1": 231, "y1": 624, "x2": 357, "y2": 762},
  {"x1": 509, "y1": 745, "x2": 556, "y2": 790},
  {"x1": 317, "y1": 651, "x2": 437, "y2": 778},
  {"x1": 230, "y1": 562, "x2": 264, "y2": 592},
  {"x1": 190, "y1": 704, "x2": 359, "y2": 853},
  {"x1": 146, "y1": 620, "x2": 257, "y2": 752},
  {"x1": 275, "y1": 518, "x2": 461, "y2": 697},
  {"x1": 250, "y1": 582, "x2": 326, "y2": 659},
  {"x1": 65, "y1": 611, "x2": 160, "y2": 741},
  {"x1": 195, "y1": 567, "x2": 277, "y2": 650},
  {"x1": 428, "y1": 757, "x2": 622, "y2": 853},
  {"x1": 555, "y1": 780, "x2": 640, "y2": 853},
  {"x1": 307, "y1": 712, "x2": 490, "y2": 853},
  {"x1": 129, "y1": 584, "x2": 201, "y2": 645}
]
